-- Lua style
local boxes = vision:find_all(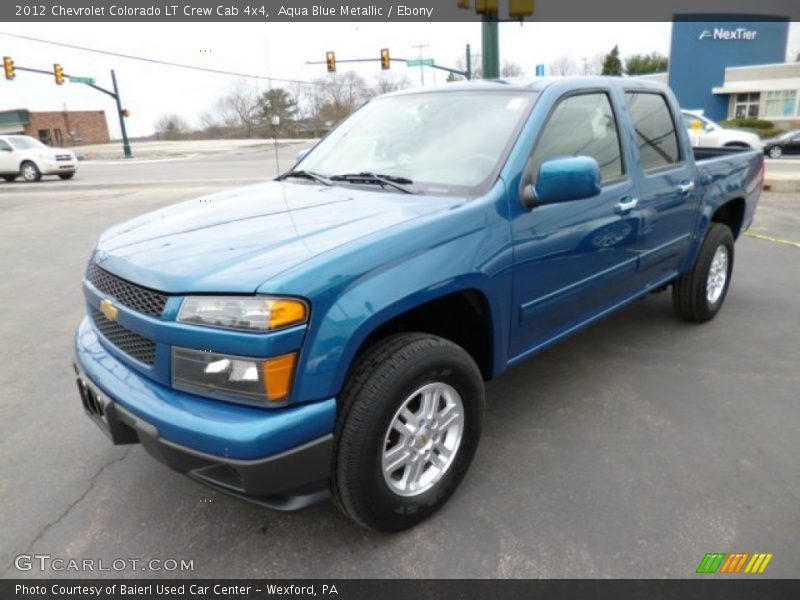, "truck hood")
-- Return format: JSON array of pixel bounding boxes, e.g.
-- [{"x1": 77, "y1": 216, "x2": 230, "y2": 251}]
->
[{"x1": 94, "y1": 181, "x2": 460, "y2": 293}]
